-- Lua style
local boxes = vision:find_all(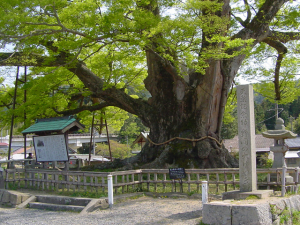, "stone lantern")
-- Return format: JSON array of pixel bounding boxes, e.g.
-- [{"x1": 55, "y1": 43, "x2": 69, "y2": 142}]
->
[
  {"x1": 262, "y1": 118, "x2": 297, "y2": 168},
  {"x1": 262, "y1": 117, "x2": 297, "y2": 196}
]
